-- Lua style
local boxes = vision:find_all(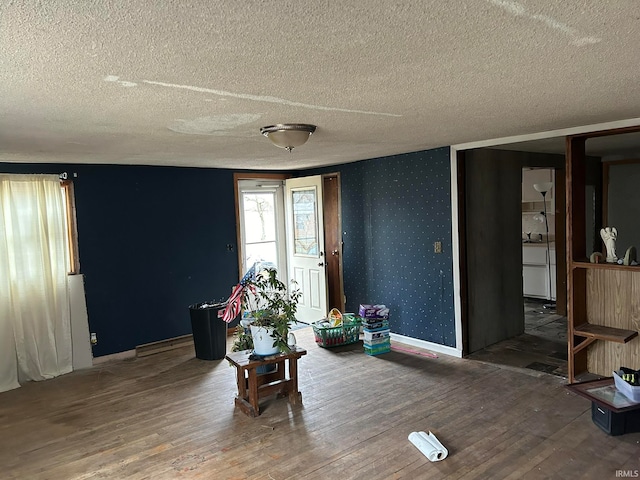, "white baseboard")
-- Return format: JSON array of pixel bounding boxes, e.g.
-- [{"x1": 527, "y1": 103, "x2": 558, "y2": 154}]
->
[{"x1": 390, "y1": 333, "x2": 462, "y2": 358}]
